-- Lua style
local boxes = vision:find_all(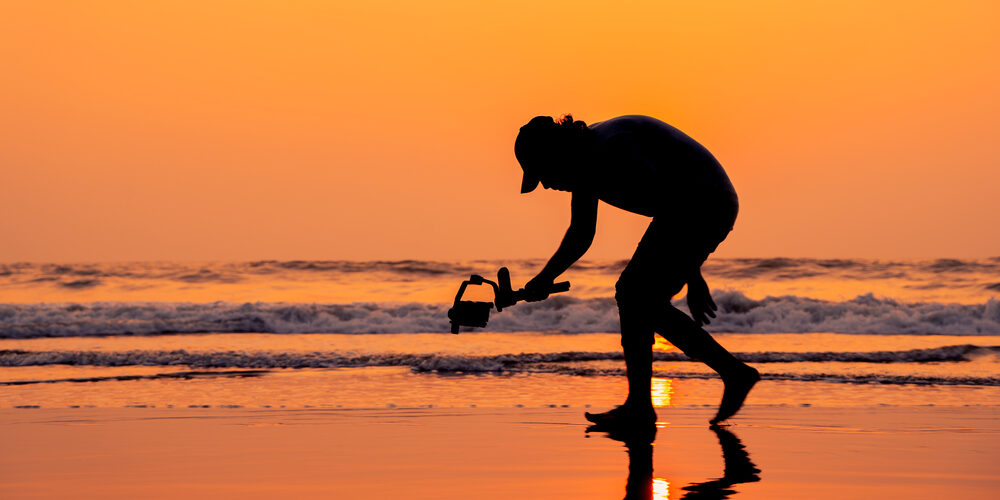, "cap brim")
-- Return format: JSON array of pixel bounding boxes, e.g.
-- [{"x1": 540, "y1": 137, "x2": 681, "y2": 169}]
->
[{"x1": 520, "y1": 171, "x2": 540, "y2": 193}]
